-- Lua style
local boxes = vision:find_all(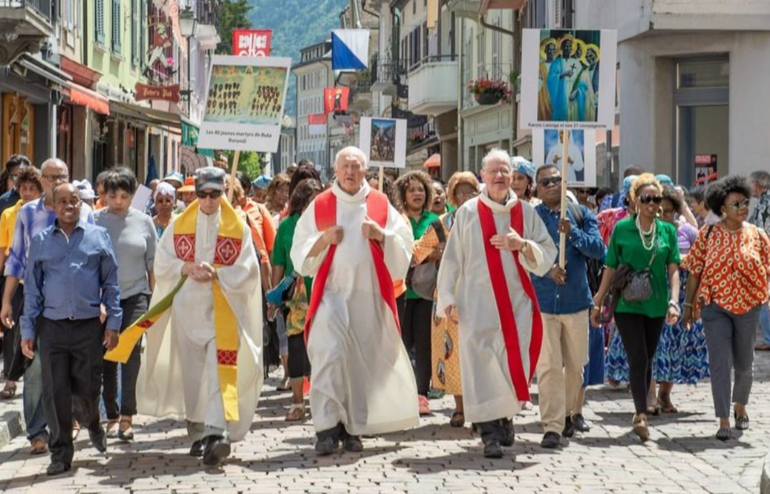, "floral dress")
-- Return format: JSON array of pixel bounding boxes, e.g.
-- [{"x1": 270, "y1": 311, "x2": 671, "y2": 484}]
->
[{"x1": 412, "y1": 213, "x2": 462, "y2": 395}]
